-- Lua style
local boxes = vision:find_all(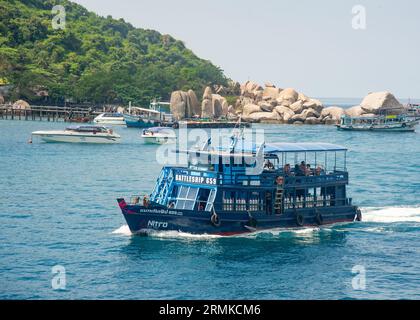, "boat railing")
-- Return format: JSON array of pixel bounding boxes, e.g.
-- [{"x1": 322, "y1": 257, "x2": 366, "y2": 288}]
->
[
  {"x1": 221, "y1": 171, "x2": 348, "y2": 187},
  {"x1": 284, "y1": 197, "x2": 353, "y2": 209}
]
